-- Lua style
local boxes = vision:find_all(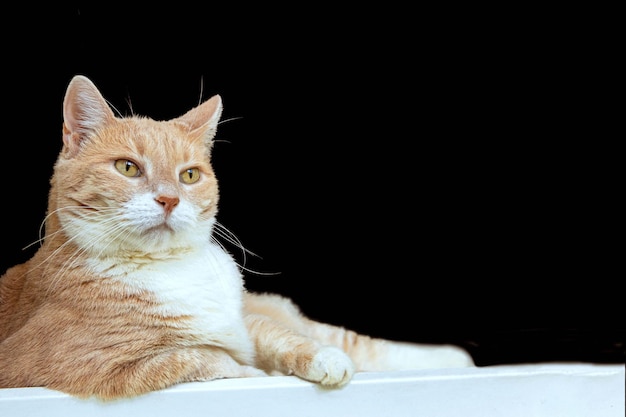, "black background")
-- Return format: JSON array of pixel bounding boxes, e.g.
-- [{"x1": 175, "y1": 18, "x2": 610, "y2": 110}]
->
[{"x1": 2, "y1": 5, "x2": 623, "y2": 366}]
